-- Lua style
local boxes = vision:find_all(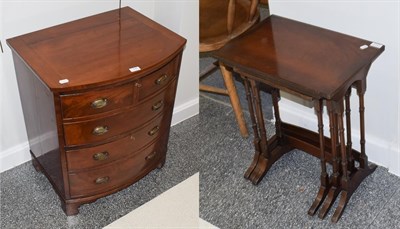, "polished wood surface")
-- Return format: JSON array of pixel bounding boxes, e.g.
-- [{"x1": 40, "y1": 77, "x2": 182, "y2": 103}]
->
[
  {"x1": 61, "y1": 83, "x2": 134, "y2": 119},
  {"x1": 7, "y1": 7, "x2": 186, "y2": 92},
  {"x1": 62, "y1": 83, "x2": 174, "y2": 146},
  {"x1": 7, "y1": 7, "x2": 185, "y2": 215},
  {"x1": 214, "y1": 15, "x2": 384, "y2": 100},
  {"x1": 68, "y1": 143, "x2": 159, "y2": 198},
  {"x1": 66, "y1": 114, "x2": 163, "y2": 171},
  {"x1": 214, "y1": 15, "x2": 384, "y2": 222}
]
